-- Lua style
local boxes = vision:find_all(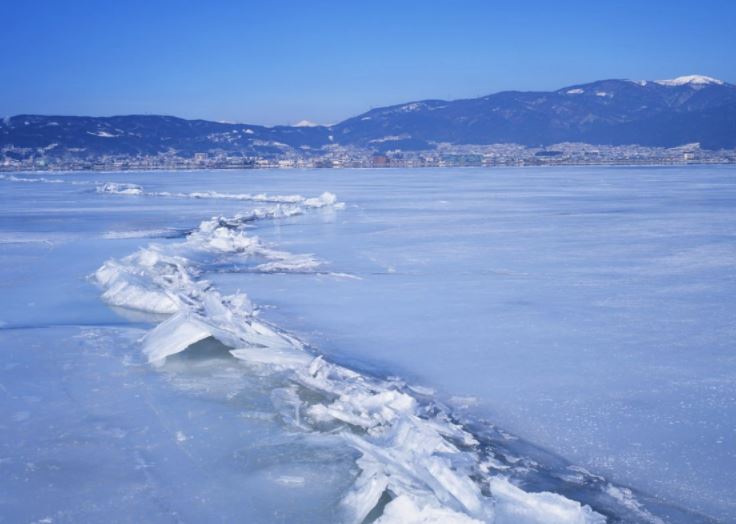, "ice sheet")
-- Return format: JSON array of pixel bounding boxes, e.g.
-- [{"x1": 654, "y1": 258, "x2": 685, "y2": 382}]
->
[
  {"x1": 1, "y1": 167, "x2": 733, "y2": 523},
  {"x1": 89, "y1": 189, "x2": 617, "y2": 522}
]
